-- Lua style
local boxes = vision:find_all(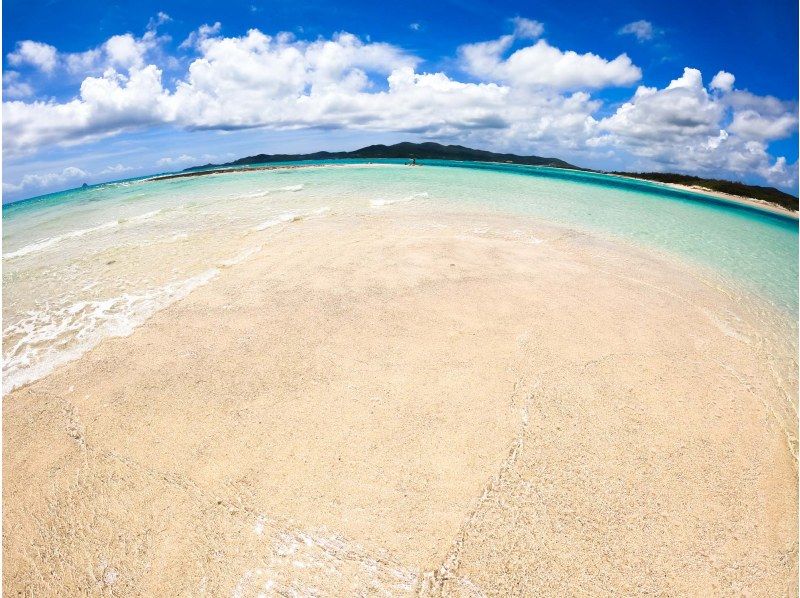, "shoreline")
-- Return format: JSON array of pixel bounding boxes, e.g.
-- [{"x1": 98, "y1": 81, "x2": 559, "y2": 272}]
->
[
  {"x1": 146, "y1": 161, "x2": 392, "y2": 181},
  {"x1": 147, "y1": 160, "x2": 799, "y2": 219},
  {"x1": 4, "y1": 210, "x2": 797, "y2": 595},
  {"x1": 610, "y1": 173, "x2": 799, "y2": 218},
  {"x1": 664, "y1": 181, "x2": 799, "y2": 217}
]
